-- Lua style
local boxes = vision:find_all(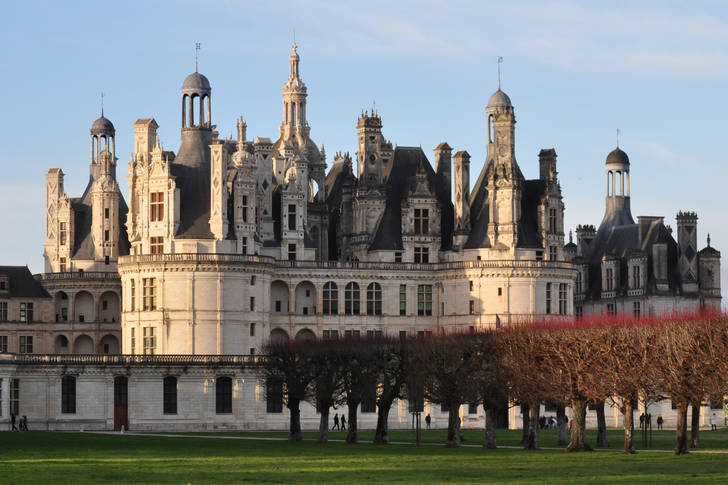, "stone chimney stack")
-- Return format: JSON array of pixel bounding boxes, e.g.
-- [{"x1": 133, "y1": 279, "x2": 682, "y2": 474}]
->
[
  {"x1": 676, "y1": 211, "x2": 699, "y2": 293},
  {"x1": 453, "y1": 150, "x2": 471, "y2": 248},
  {"x1": 434, "y1": 142, "x2": 452, "y2": 203}
]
